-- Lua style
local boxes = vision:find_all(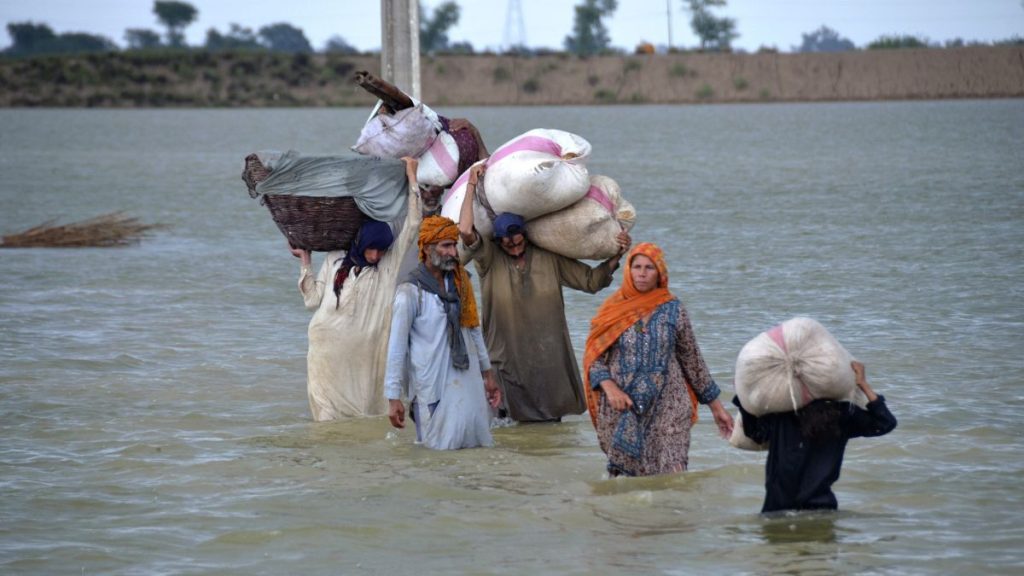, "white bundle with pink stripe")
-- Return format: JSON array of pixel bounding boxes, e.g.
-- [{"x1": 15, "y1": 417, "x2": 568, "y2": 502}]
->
[
  {"x1": 441, "y1": 129, "x2": 592, "y2": 237},
  {"x1": 733, "y1": 317, "x2": 866, "y2": 417},
  {"x1": 350, "y1": 100, "x2": 460, "y2": 188},
  {"x1": 415, "y1": 130, "x2": 460, "y2": 187},
  {"x1": 526, "y1": 175, "x2": 636, "y2": 260}
]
